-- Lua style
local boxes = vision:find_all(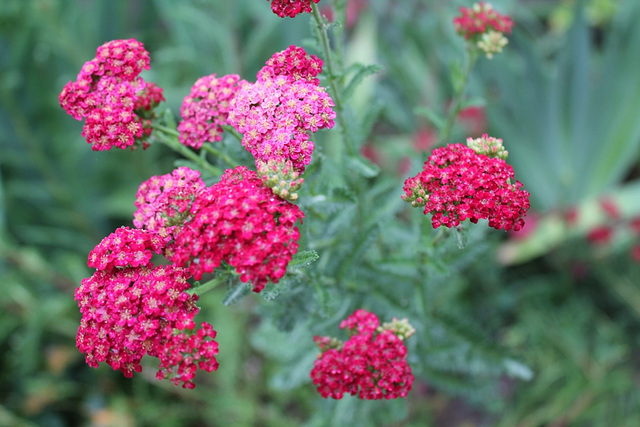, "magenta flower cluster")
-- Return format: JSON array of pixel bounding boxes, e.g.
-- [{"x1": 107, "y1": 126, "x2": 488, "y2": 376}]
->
[
  {"x1": 170, "y1": 166, "x2": 305, "y2": 292},
  {"x1": 76, "y1": 226, "x2": 218, "y2": 389},
  {"x1": 134, "y1": 82, "x2": 166, "y2": 147},
  {"x1": 402, "y1": 143, "x2": 530, "y2": 231},
  {"x1": 228, "y1": 46, "x2": 336, "y2": 173},
  {"x1": 269, "y1": 0, "x2": 320, "y2": 18},
  {"x1": 59, "y1": 39, "x2": 162, "y2": 150},
  {"x1": 87, "y1": 226, "x2": 165, "y2": 270},
  {"x1": 310, "y1": 309, "x2": 414, "y2": 400},
  {"x1": 178, "y1": 74, "x2": 246, "y2": 149},
  {"x1": 133, "y1": 166, "x2": 206, "y2": 240},
  {"x1": 257, "y1": 45, "x2": 323, "y2": 85}
]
